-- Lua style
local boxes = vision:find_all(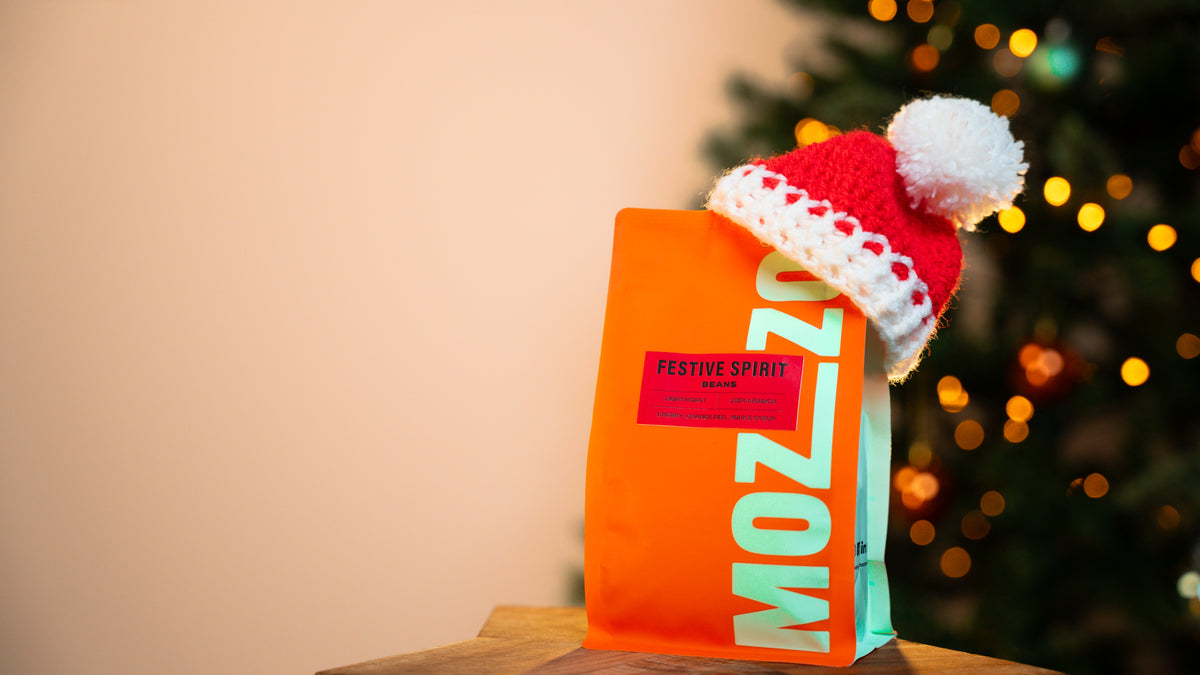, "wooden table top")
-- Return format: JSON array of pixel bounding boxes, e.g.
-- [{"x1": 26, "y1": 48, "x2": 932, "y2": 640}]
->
[{"x1": 316, "y1": 605, "x2": 1061, "y2": 674}]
